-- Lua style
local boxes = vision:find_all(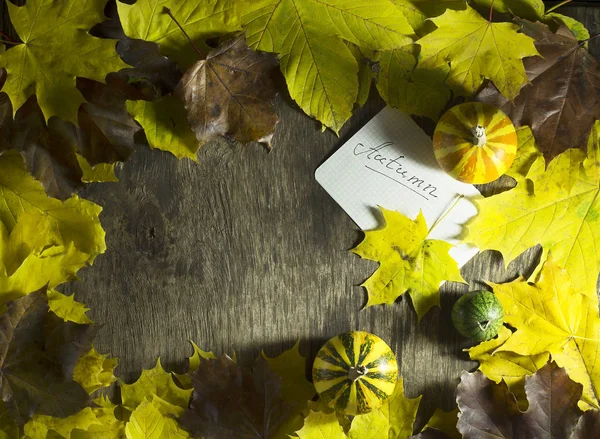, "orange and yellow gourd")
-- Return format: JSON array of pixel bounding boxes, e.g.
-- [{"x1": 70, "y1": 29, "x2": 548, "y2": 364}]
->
[{"x1": 433, "y1": 102, "x2": 517, "y2": 184}]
